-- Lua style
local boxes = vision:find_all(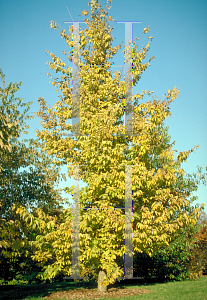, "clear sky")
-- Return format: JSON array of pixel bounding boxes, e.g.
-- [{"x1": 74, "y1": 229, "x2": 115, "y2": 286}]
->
[{"x1": 1, "y1": 0, "x2": 207, "y2": 212}]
